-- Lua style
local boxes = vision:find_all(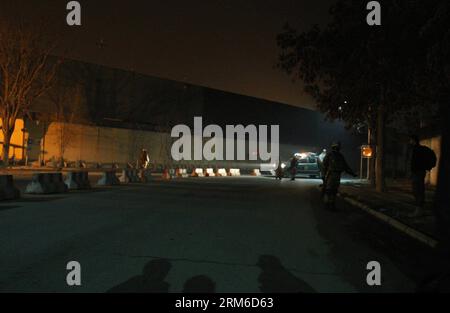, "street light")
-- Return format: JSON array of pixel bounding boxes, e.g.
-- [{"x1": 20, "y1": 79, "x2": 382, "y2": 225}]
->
[{"x1": 362, "y1": 145, "x2": 374, "y2": 158}]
